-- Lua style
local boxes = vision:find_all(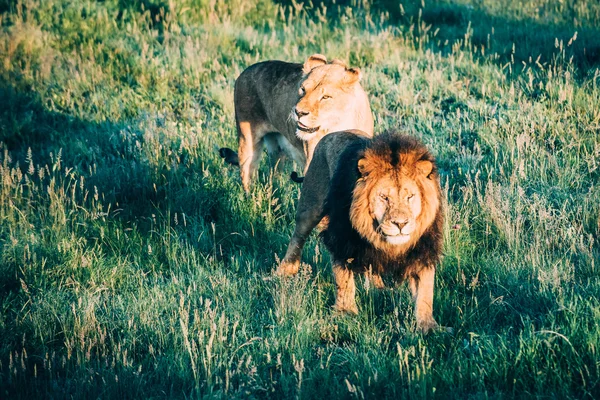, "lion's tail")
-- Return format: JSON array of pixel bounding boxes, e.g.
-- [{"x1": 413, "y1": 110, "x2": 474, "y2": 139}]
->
[
  {"x1": 290, "y1": 171, "x2": 304, "y2": 183},
  {"x1": 219, "y1": 148, "x2": 239, "y2": 166}
]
